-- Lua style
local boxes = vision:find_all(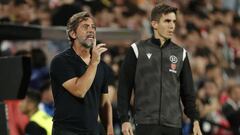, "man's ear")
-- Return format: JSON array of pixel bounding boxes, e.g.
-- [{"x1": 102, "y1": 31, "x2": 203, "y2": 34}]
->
[
  {"x1": 69, "y1": 31, "x2": 76, "y2": 39},
  {"x1": 151, "y1": 21, "x2": 158, "y2": 30}
]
